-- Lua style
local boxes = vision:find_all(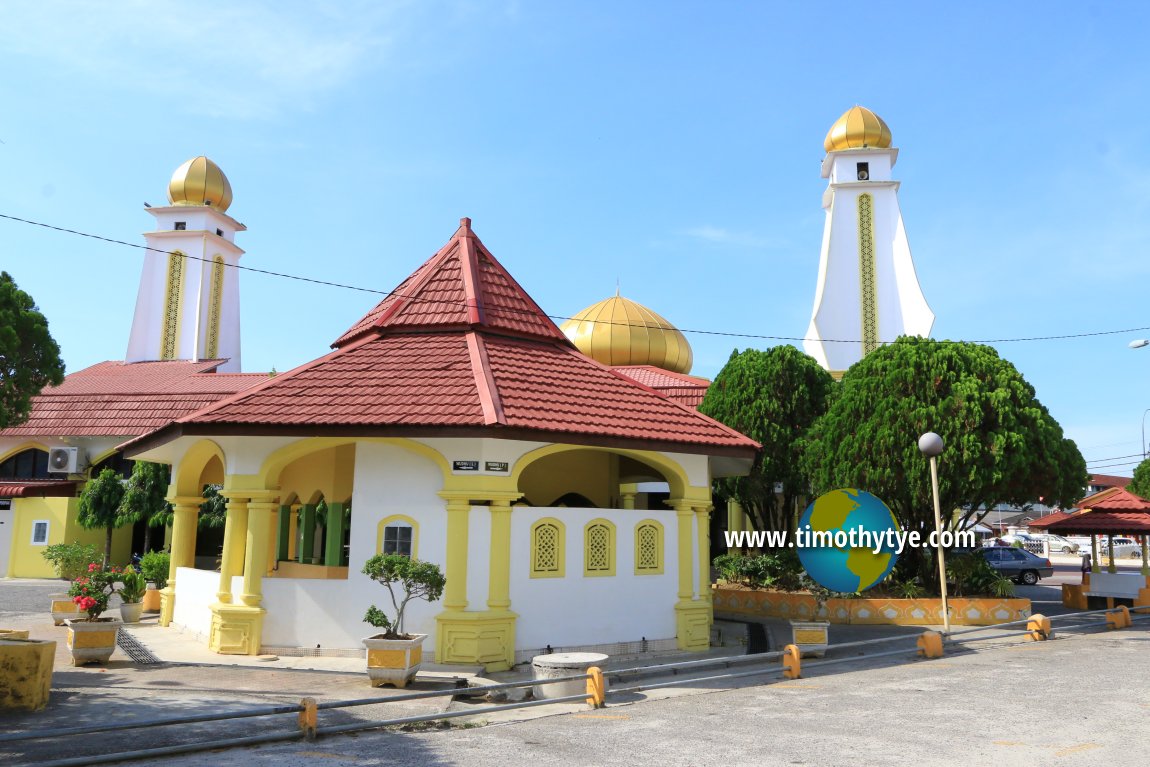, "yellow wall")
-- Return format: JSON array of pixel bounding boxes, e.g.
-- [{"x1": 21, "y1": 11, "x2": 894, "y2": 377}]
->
[
  {"x1": 8, "y1": 496, "x2": 134, "y2": 578},
  {"x1": 278, "y1": 444, "x2": 356, "y2": 504},
  {"x1": 518, "y1": 450, "x2": 614, "y2": 508}
]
